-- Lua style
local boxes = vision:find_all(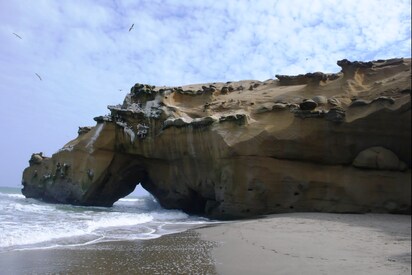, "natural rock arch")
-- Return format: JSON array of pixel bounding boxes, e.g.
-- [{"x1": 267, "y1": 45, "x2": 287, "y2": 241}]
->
[
  {"x1": 22, "y1": 58, "x2": 411, "y2": 218},
  {"x1": 81, "y1": 163, "x2": 153, "y2": 207},
  {"x1": 80, "y1": 160, "x2": 209, "y2": 214}
]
